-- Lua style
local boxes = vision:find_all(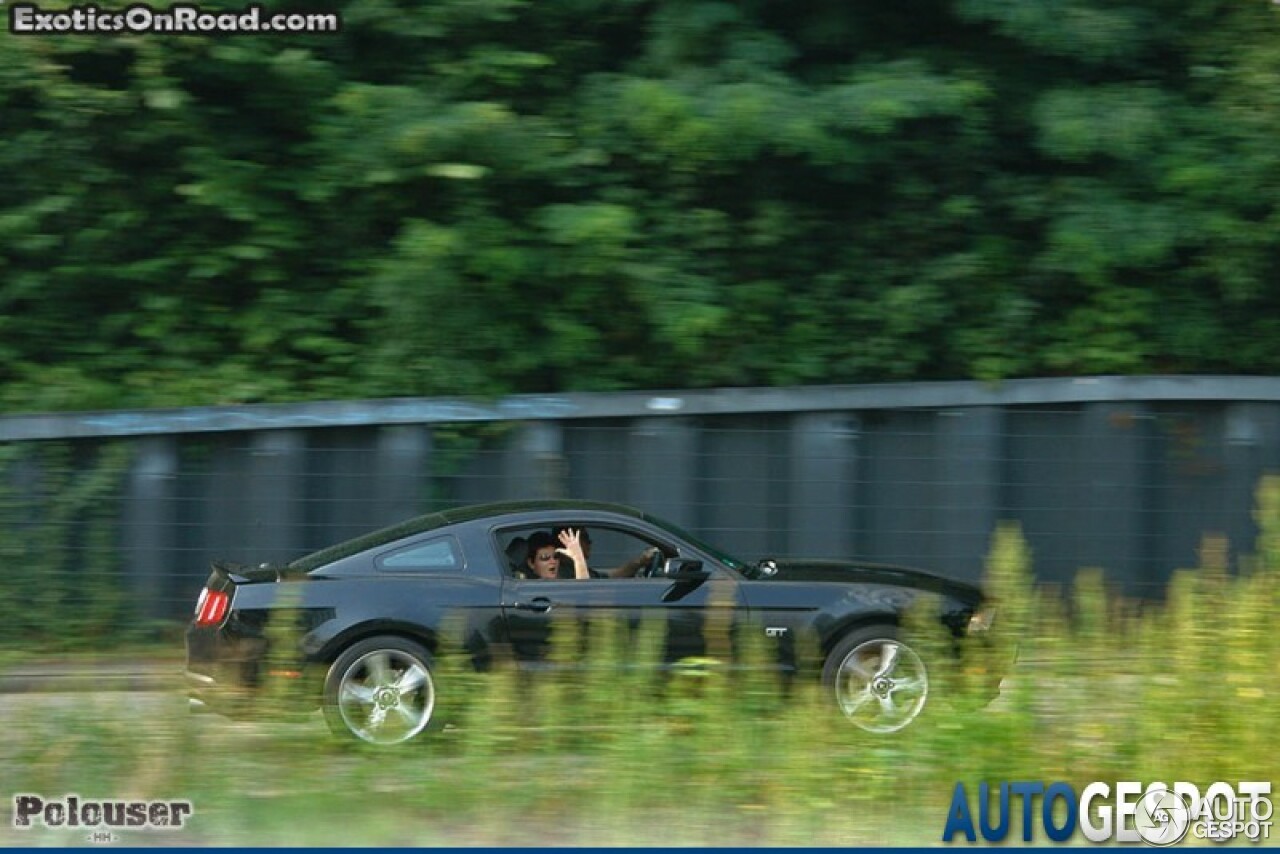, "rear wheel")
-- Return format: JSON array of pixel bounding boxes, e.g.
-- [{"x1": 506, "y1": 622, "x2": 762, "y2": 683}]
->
[
  {"x1": 322, "y1": 636, "x2": 437, "y2": 746},
  {"x1": 822, "y1": 625, "x2": 929, "y2": 734}
]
